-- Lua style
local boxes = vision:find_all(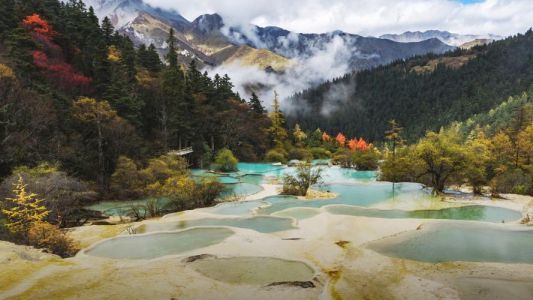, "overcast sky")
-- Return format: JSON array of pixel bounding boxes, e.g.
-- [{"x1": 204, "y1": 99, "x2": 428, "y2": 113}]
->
[{"x1": 143, "y1": 0, "x2": 533, "y2": 36}]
